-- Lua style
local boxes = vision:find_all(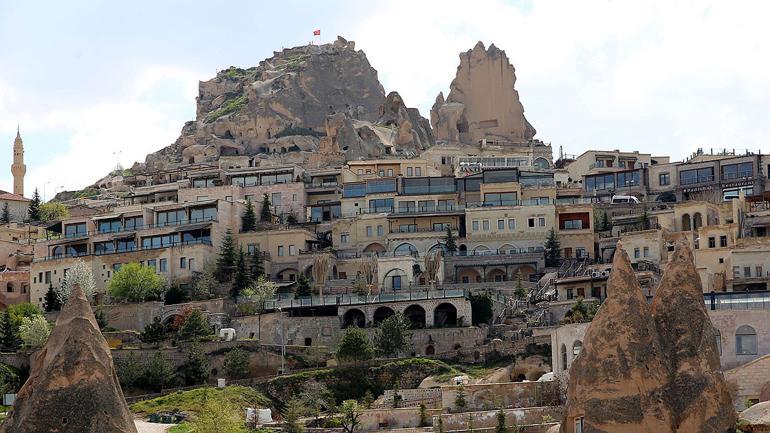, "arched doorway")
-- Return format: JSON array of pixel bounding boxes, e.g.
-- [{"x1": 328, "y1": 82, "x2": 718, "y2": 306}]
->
[
  {"x1": 383, "y1": 268, "x2": 407, "y2": 290},
  {"x1": 560, "y1": 344, "x2": 567, "y2": 371},
  {"x1": 434, "y1": 303, "x2": 458, "y2": 327},
  {"x1": 394, "y1": 243, "x2": 417, "y2": 256},
  {"x1": 404, "y1": 305, "x2": 426, "y2": 328},
  {"x1": 682, "y1": 213, "x2": 692, "y2": 231},
  {"x1": 425, "y1": 345, "x2": 435, "y2": 356},
  {"x1": 693, "y1": 212, "x2": 703, "y2": 230},
  {"x1": 458, "y1": 244, "x2": 468, "y2": 256},
  {"x1": 363, "y1": 242, "x2": 386, "y2": 254},
  {"x1": 486, "y1": 268, "x2": 507, "y2": 282},
  {"x1": 373, "y1": 306, "x2": 395, "y2": 325},
  {"x1": 342, "y1": 309, "x2": 366, "y2": 328},
  {"x1": 458, "y1": 268, "x2": 481, "y2": 284}
]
